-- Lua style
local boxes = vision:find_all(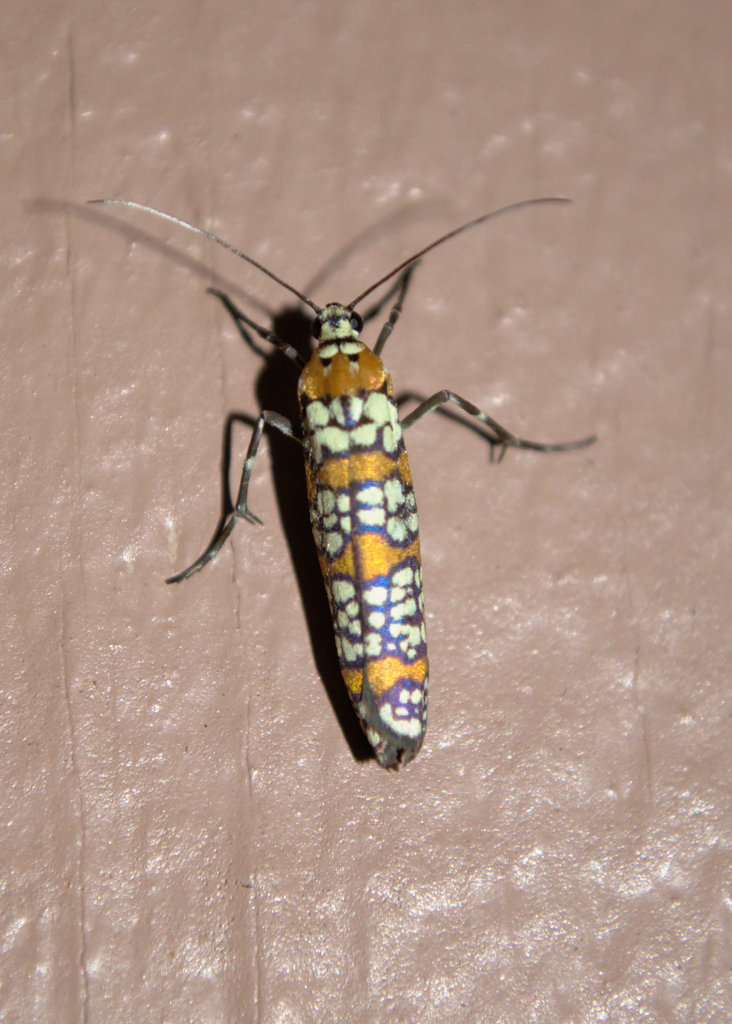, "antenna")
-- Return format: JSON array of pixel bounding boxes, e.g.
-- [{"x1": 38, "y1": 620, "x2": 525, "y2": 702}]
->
[
  {"x1": 87, "y1": 199, "x2": 321, "y2": 313},
  {"x1": 89, "y1": 195, "x2": 571, "y2": 314},
  {"x1": 346, "y1": 197, "x2": 571, "y2": 309}
]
